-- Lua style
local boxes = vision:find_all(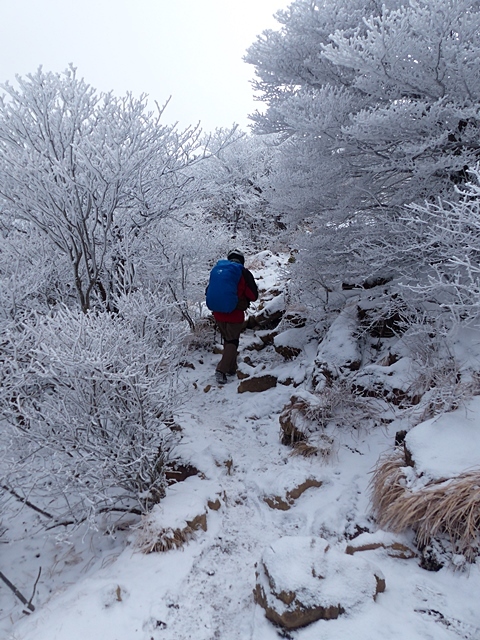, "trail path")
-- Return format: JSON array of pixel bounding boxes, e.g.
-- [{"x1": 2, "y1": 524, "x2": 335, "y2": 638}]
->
[{"x1": 6, "y1": 252, "x2": 480, "y2": 640}]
